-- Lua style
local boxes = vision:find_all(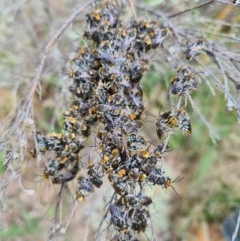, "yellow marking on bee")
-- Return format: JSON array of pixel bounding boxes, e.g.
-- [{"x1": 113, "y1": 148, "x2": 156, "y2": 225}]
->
[
  {"x1": 117, "y1": 168, "x2": 126, "y2": 179},
  {"x1": 144, "y1": 35, "x2": 152, "y2": 45},
  {"x1": 67, "y1": 117, "x2": 77, "y2": 124},
  {"x1": 140, "y1": 150, "x2": 150, "y2": 159},
  {"x1": 68, "y1": 70, "x2": 74, "y2": 78},
  {"x1": 138, "y1": 173, "x2": 147, "y2": 181},
  {"x1": 92, "y1": 11, "x2": 101, "y2": 20},
  {"x1": 76, "y1": 87, "x2": 81, "y2": 94},
  {"x1": 101, "y1": 155, "x2": 109, "y2": 165},
  {"x1": 144, "y1": 21, "x2": 150, "y2": 28},
  {"x1": 76, "y1": 193, "x2": 84, "y2": 202},
  {"x1": 128, "y1": 113, "x2": 137, "y2": 121},
  {"x1": 49, "y1": 132, "x2": 62, "y2": 139},
  {"x1": 111, "y1": 149, "x2": 119, "y2": 156},
  {"x1": 72, "y1": 105, "x2": 78, "y2": 110},
  {"x1": 60, "y1": 157, "x2": 68, "y2": 163},
  {"x1": 148, "y1": 30, "x2": 155, "y2": 37},
  {"x1": 106, "y1": 168, "x2": 113, "y2": 174}
]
